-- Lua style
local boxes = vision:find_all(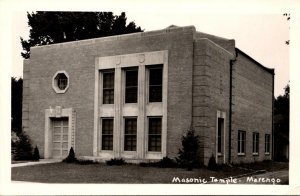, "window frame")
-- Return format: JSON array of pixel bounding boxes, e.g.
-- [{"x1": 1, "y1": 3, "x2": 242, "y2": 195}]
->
[
  {"x1": 52, "y1": 70, "x2": 70, "y2": 94},
  {"x1": 253, "y1": 132, "x2": 259, "y2": 155},
  {"x1": 102, "y1": 70, "x2": 115, "y2": 104},
  {"x1": 124, "y1": 117, "x2": 137, "y2": 151},
  {"x1": 217, "y1": 118, "x2": 224, "y2": 155},
  {"x1": 101, "y1": 118, "x2": 114, "y2": 151},
  {"x1": 124, "y1": 68, "x2": 138, "y2": 103},
  {"x1": 238, "y1": 130, "x2": 246, "y2": 155},
  {"x1": 148, "y1": 65, "x2": 163, "y2": 103},
  {"x1": 148, "y1": 117, "x2": 162, "y2": 152},
  {"x1": 265, "y1": 134, "x2": 270, "y2": 155}
]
